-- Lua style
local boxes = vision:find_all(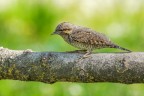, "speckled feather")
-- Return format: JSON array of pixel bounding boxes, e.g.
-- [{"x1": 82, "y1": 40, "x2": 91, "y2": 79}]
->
[
  {"x1": 71, "y1": 27, "x2": 111, "y2": 45},
  {"x1": 53, "y1": 22, "x2": 131, "y2": 52}
]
